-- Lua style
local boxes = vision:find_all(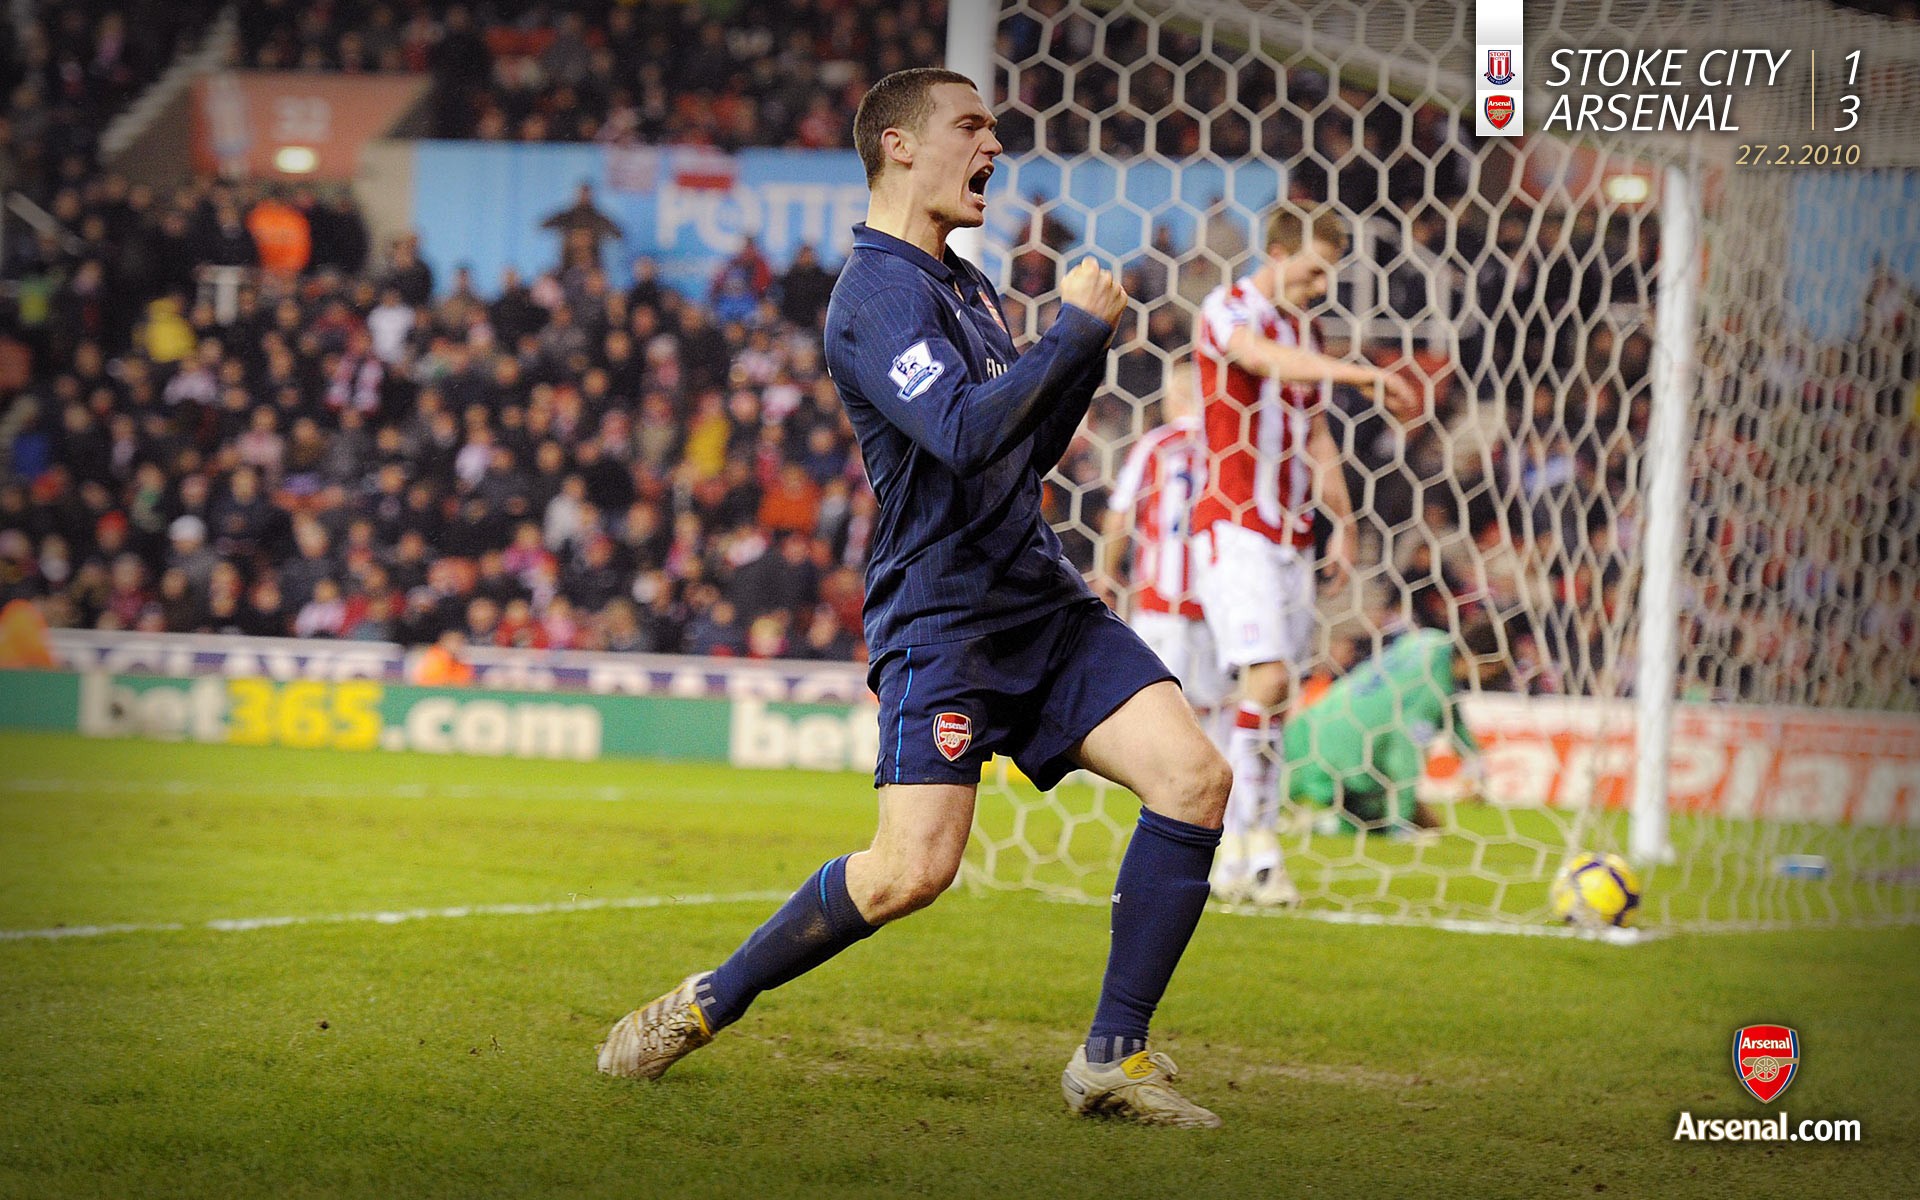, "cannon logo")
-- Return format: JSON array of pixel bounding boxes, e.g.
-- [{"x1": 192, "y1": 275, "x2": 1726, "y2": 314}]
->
[
  {"x1": 1484, "y1": 95, "x2": 1515, "y2": 129},
  {"x1": 1733, "y1": 1025, "x2": 1799, "y2": 1104},
  {"x1": 933, "y1": 712, "x2": 973, "y2": 762}
]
